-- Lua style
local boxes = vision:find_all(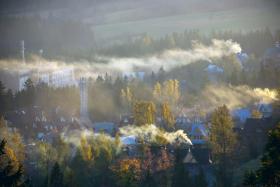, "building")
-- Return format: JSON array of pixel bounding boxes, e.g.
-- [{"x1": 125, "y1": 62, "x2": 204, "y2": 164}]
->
[
  {"x1": 262, "y1": 42, "x2": 280, "y2": 69},
  {"x1": 231, "y1": 107, "x2": 251, "y2": 127},
  {"x1": 257, "y1": 103, "x2": 273, "y2": 118},
  {"x1": 204, "y1": 64, "x2": 224, "y2": 84},
  {"x1": 236, "y1": 52, "x2": 249, "y2": 69},
  {"x1": 188, "y1": 121, "x2": 209, "y2": 145},
  {"x1": 48, "y1": 67, "x2": 76, "y2": 88},
  {"x1": 183, "y1": 148, "x2": 214, "y2": 186},
  {"x1": 241, "y1": 117, "x2": 277, "y2": 157},
  {"x1": 91, "y1": 122, "x2": 116, "y2": 135},
  {"x1": 1, "y1": 67, "x2": 77, "y2": 92},
  {"x1": 175, "y1": 115, "x2": 209, "y2": 145}
]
